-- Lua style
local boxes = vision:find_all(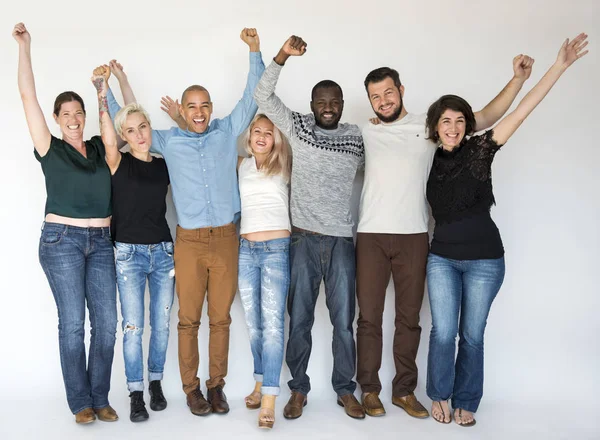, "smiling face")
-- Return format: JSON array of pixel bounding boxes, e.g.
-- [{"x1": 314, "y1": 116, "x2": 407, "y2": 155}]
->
[
  {"x1": 120, "y1": 112, "x2": 152, "y2": 154},
  {"x1": 437, "y1": 109, "x2": 466, "y2": 150},
  {"x1": 54, "y1": 101, "x2": 86, "y2": 142},
  {"x1": 311, "y1": 86, "x2": 344, "y2": 130},
  {"x1": 249, "y1": 117, "x2": 275, "y2": 156},
  {"x1": 367, "y1": 77, "x2": 404, "y2": 123},
  {"x1": 180, "y1": 89, "x2": 213, "y2": 133}
]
